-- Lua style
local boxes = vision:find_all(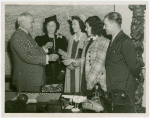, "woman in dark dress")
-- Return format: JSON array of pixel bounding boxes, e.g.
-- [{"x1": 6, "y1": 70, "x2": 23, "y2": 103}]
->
[{"x1": 35, "y1": 15, "x2": 68, "y2": 84}]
